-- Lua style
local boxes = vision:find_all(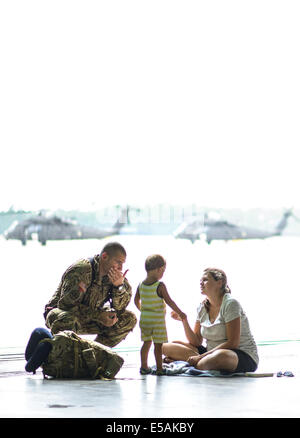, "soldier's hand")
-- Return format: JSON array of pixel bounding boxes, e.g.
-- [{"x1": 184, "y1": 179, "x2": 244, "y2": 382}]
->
[
  {"x1": 108, "y1": 267, "x2": 125, "y2": 287},
  {"x1": 99, "y1": 311, "x2": 118, "y2": 327},
  {"x1": 79, "y1": 281, "x2": 87, "y2": 293}
]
